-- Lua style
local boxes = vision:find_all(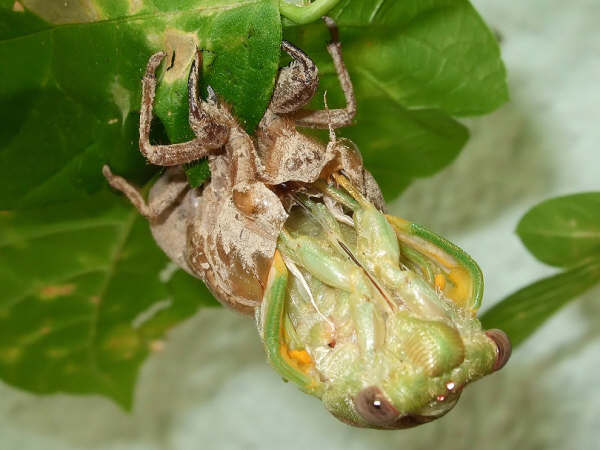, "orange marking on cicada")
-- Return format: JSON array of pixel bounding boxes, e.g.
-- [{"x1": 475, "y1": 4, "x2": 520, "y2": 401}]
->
[
  {"x1": 434, "y1": 273, "x2": 447, "y2": 291},
  {"x1": 279, "y1": 343, "x2": 314, "y2": 375}
]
